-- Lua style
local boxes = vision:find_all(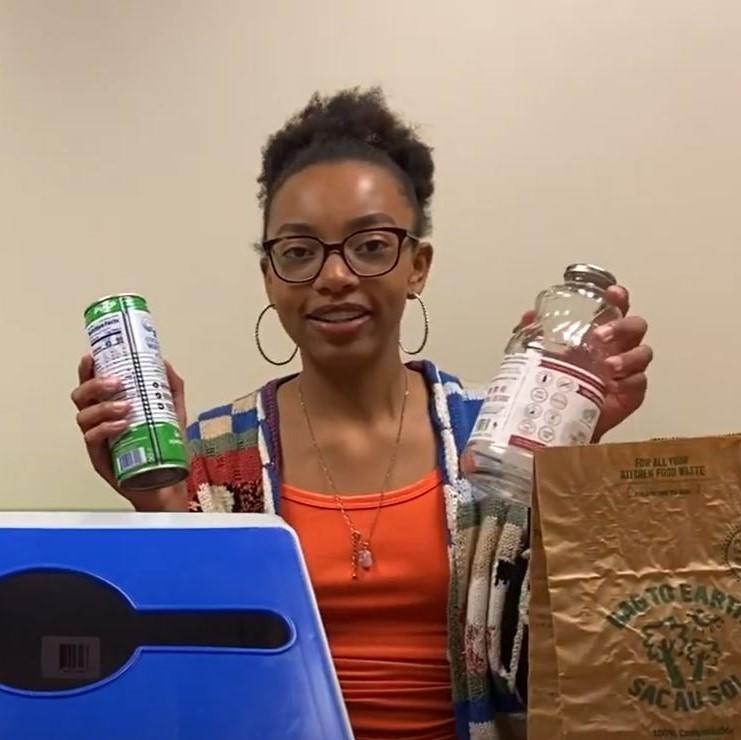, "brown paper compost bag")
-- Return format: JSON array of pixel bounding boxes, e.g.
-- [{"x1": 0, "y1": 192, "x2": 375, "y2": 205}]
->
[
  {"x1": 529, "y1": 435, "x2": 741, "y2": 740},
  {"x1": 528, "y1": 484, "x2": 565, "y2": 739}
]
